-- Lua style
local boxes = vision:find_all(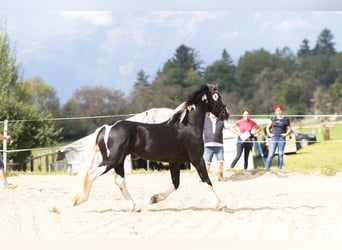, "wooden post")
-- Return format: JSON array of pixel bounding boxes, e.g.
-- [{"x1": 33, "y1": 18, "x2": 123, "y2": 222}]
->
[
  {"x1": 45, "y1": 154, "x2": 49, "y2": 172},
  {"x1": 30, "y1": 158, "x2": 34, "y2": 172}
]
